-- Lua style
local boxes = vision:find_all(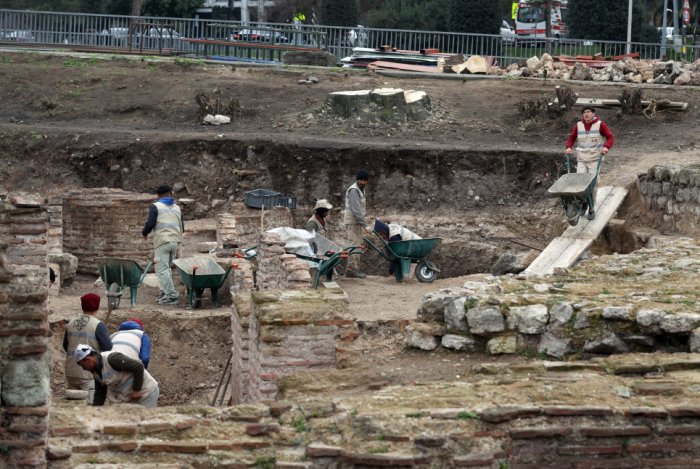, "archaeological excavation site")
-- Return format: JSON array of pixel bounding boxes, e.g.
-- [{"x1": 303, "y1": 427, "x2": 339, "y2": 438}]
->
[{"x1": 1, "y1": 50, "x2": 700, "y2": 468}]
